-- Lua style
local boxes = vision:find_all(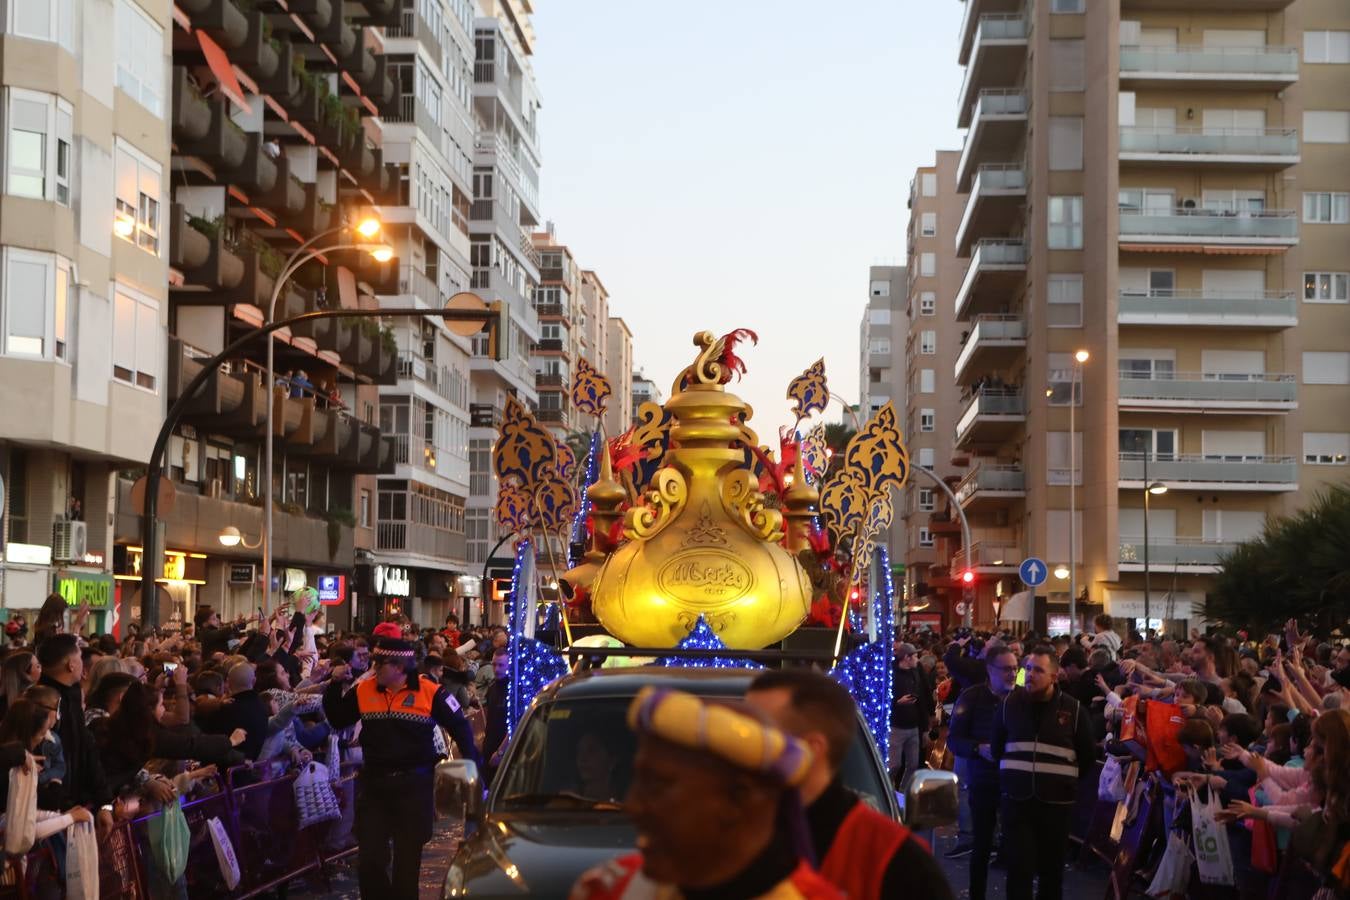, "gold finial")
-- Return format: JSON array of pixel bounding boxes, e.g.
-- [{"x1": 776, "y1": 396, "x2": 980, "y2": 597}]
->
[{"x1": 783, "y1": 454, "x2": 819, "y2": 554}]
